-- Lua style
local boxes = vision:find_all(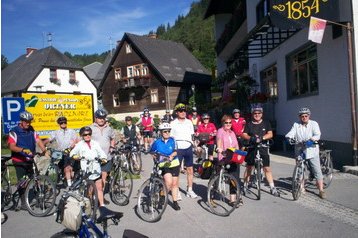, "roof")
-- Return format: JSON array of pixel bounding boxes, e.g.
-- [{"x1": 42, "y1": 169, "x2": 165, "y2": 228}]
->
[
  {"x1": 84, "y1": 61, "x2": 103, "y2": 80},
  {"x1": 94, "y1": 52, "x2": 113, "y2": 88},
  {"x1": 1, "y1": 46, "x2": 82, "y2": 94},
  {"x1": 101, "y1": 33, "x2": 211, "y2": 88}
]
